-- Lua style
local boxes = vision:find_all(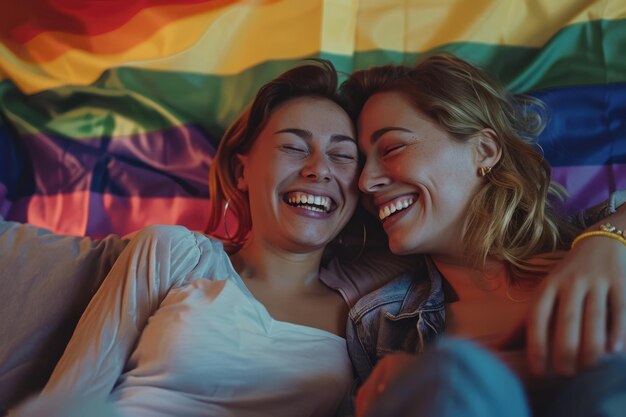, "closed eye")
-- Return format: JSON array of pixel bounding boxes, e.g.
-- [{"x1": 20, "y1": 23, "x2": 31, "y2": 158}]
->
[
  {"x1": 329, "y1": 153, "x2": 357, "y2": 163},
  {"x1": 281, "y1": 145, "x2": 307, "y2": 154},
  {"x1": 383, "y1": 144, "x2": 406, "y2": 156}
]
